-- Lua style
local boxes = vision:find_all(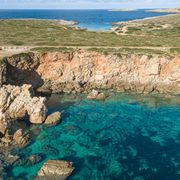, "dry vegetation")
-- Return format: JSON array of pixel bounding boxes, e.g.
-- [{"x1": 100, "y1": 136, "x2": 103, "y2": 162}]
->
[{"x1": 0, "y1": 14, "x2": 180, "y2": 57}]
